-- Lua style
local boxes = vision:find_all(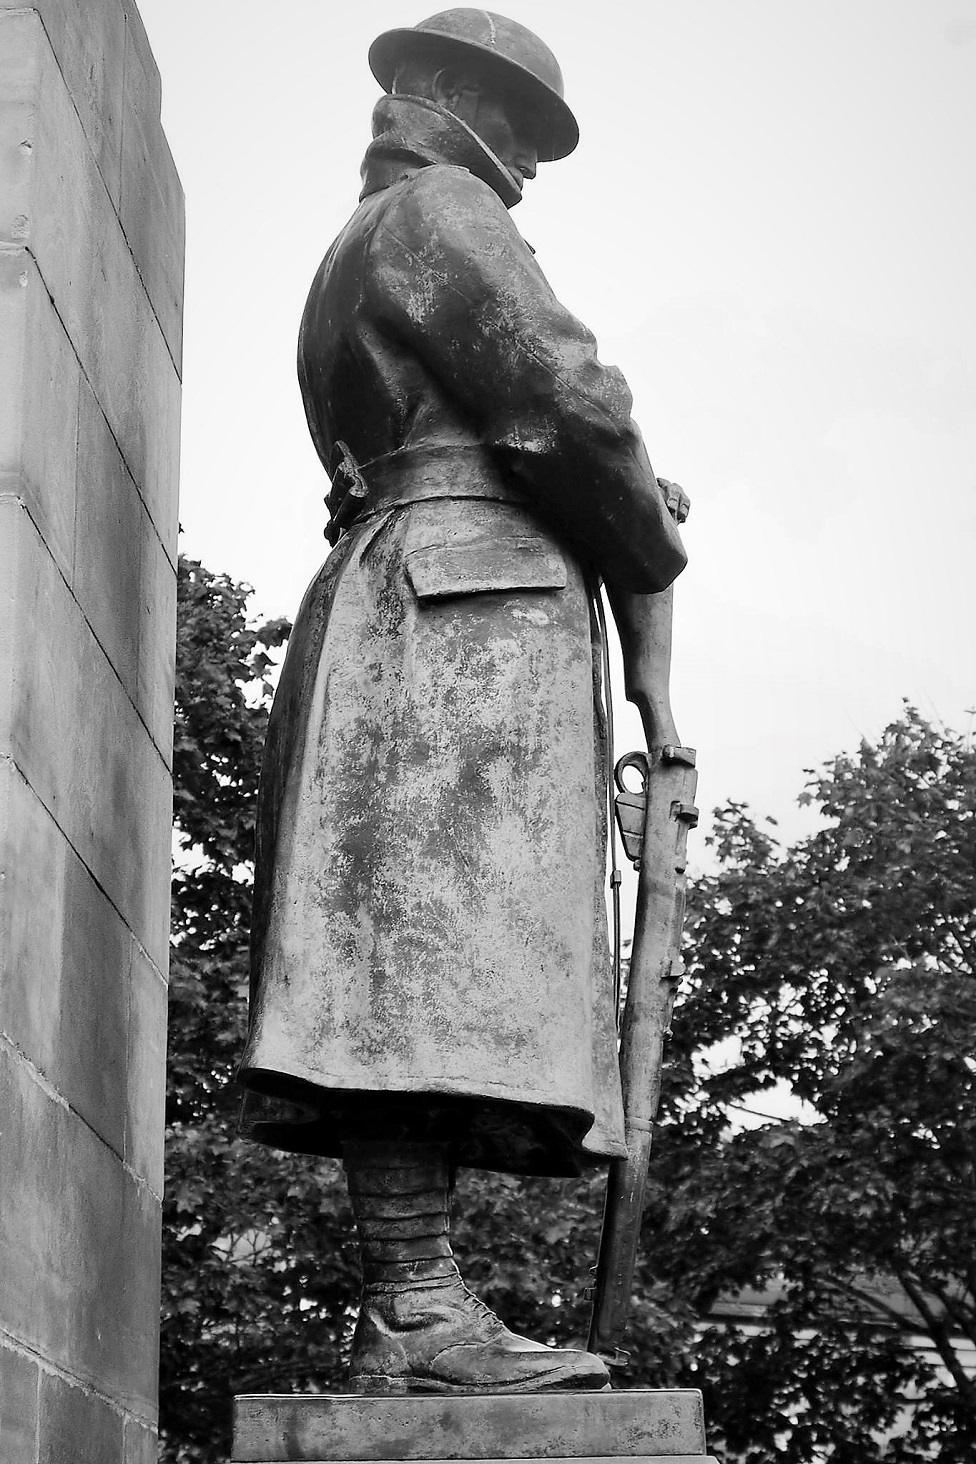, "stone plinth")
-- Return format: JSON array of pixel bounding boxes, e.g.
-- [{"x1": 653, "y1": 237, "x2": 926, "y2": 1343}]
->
[
  {"x1": 232, "y1": 1392, "x2": 719, "y2": 1464},
  {"x1": 0, "y1": 1, "x2": 182, "y2": 1460}
]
